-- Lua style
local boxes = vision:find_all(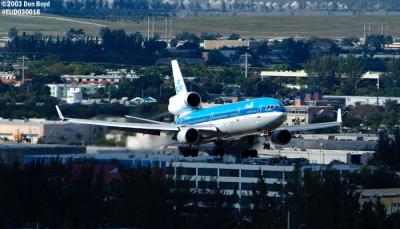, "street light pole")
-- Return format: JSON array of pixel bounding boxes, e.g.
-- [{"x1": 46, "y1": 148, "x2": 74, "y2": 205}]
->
[
  {"x1": 18, "y1": 55, "x2": 29, "y2": 84},
  {"x1": 240, "y1": 53, "x2": 251, "y2": 79},
  {"x1": 255, "y1": 76, "x2": 265, "y2": 97}
]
